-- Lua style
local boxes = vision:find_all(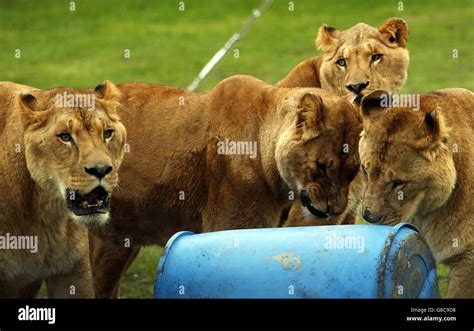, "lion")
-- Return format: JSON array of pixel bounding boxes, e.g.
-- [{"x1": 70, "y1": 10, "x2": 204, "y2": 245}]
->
[
  {"x1": 0, "y1": 81, "x2": 127, "y2": 298},
  {"x1": 279, "y1": 17, "x2": 410, "y2": 227},
  {"x1": 277, "y1": 17, "x2": 409, "y2": 101},
  {"x1": 88, "y1": 75, "x2": 362, "y2": 297},
  {"x1": 358, "y1": 88, "x2": 474, "y2": 298}
]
